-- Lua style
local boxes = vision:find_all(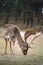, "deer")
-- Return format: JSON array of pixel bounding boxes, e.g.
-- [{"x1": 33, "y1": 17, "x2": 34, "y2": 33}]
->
[{"x1": 0, "y1": 24, "x2": 30, "y2": 55}]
